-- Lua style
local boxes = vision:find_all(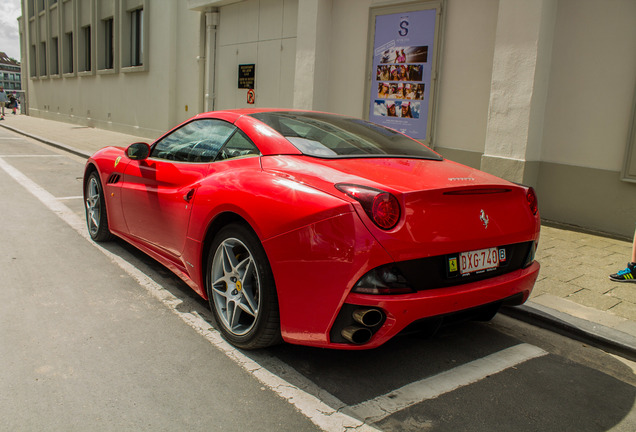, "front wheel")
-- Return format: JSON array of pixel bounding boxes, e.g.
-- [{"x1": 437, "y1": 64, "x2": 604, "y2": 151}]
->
[
  {"x1": 206, "y1": 224, "x2": 281, "y2": 349},
  {"x1": 85, "y1": 171, "x2": 113, "y2": 242}
]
